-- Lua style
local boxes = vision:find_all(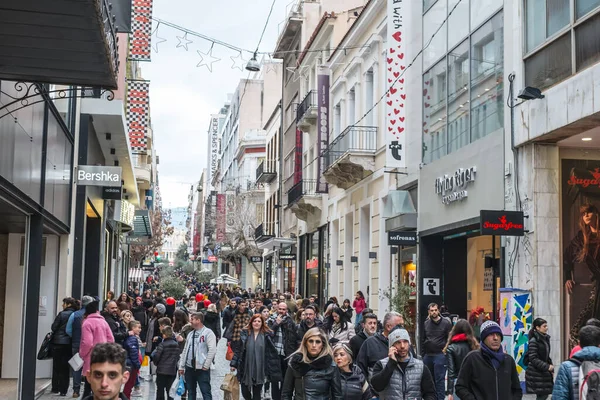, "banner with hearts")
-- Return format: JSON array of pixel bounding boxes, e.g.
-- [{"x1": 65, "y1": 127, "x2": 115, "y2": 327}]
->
[{"x1": 386, "y1": 0, "x2": 406, "y2": 169}]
